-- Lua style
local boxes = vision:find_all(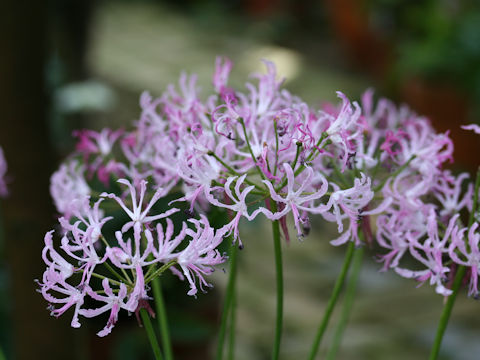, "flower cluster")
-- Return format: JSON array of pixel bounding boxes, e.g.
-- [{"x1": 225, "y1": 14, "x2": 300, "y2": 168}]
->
[{"x1": 39, "y1": 57, "x2": 480, "y2": 337}]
